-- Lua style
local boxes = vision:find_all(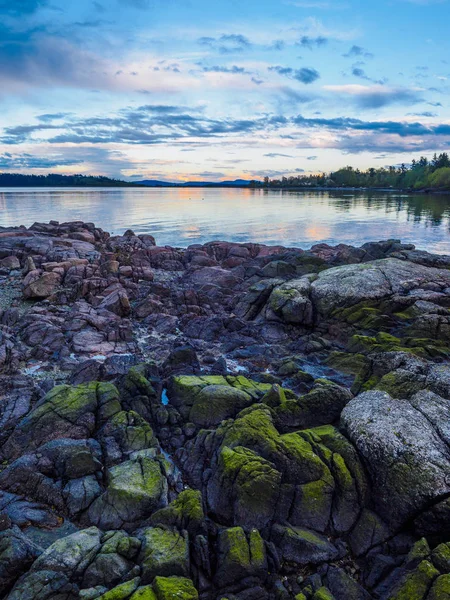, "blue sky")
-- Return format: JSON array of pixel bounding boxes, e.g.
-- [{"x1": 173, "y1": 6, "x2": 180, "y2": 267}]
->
[{"x1": 0, "y1": 0, "x2": 449, "y2": 181}]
